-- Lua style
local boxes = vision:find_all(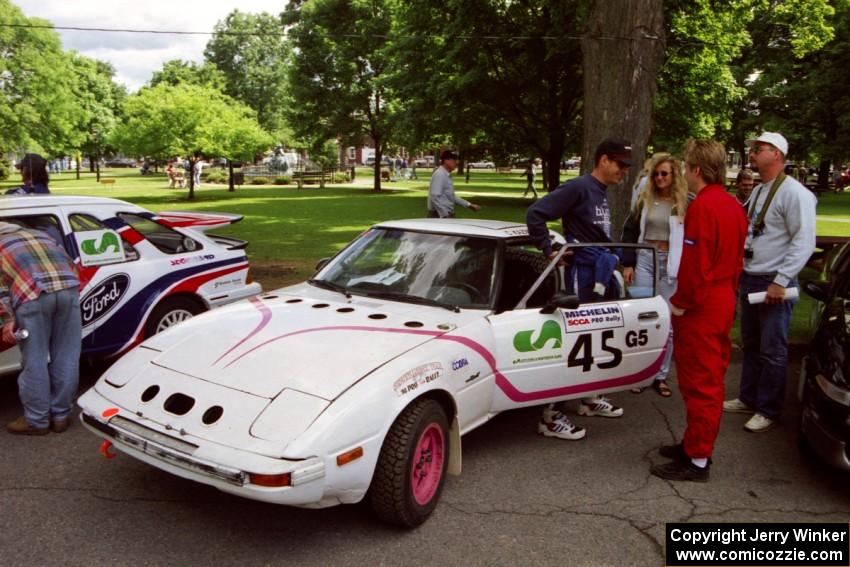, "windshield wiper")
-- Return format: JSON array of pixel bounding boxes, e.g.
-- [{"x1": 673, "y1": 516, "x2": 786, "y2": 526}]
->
[
  {"x1": 362, "y1": 290, "x2": 460, "y2": 313},
  {"x1": 307, "y1": 278, "x2": 352, "y2": 299}
]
